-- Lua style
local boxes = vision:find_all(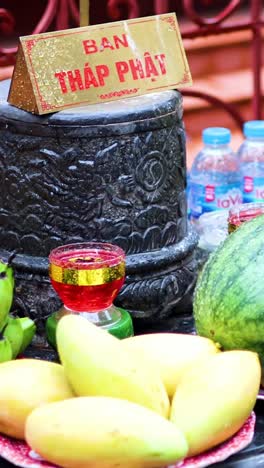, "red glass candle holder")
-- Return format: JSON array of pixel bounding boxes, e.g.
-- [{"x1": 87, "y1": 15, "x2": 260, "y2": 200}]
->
[
  {"x1": 228, "y1": 202, "x2": 264, "y2": 234},
  {"x1": 49, "y1": 242, "x2": 125, "y2": 329}
]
